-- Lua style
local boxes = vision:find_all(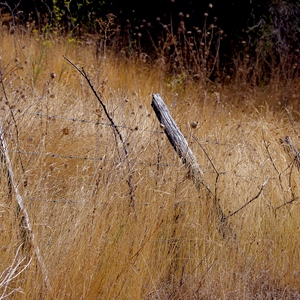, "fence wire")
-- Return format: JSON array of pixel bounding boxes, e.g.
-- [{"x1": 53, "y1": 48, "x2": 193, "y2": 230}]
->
[
  {"x1": 11, "y1": 109, "x2": 164, "y2": 134},
  {"x1": 6, "y1": 108, "x2": 221, "y2": 166}
]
